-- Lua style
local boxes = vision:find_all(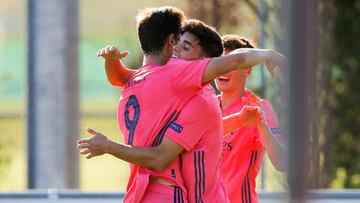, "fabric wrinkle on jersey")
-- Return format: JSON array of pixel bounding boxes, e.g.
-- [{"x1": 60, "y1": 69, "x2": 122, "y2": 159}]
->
[
  {"x1": 117, "y1": 58, "x2": 211, "y2": 203},
  {"x1": 220, "y1": 89, "x2": 283, "y2": 203},
  {"x1": 141, "y1": 183, "x2": 186, "y2": 203},
  {"x1": 165, "y1": 84, "x2": 230, "y2": 203}
]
